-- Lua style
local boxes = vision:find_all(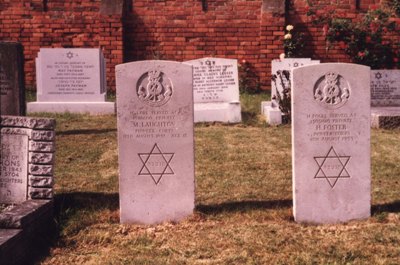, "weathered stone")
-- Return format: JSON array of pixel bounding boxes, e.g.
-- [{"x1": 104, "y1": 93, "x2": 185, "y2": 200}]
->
[
  {"x1": 371, "y1": 70, "x2": 400, "y2": 107},
  {"x1": 116, "y1": 60, "x2": 195, "y2": 224},
  {"x1": 28, "y1": 188, "x2": 53, "y2": 200},
  {"x1": 29, "y1": 165, "x2": 53, "y2": 176},
  {"x1": 0, "y1": 128, "x2": 32, "y2": 138},
  {"x1": 31, "y1": 130, "x2": 55, "y2": 141},
  {"x1": 29, "y1": 141, "x2": 55, "y2": 152},
  {"x1": 0, "y1": 134, "x2": 29, "y2": 204},
  {"x1": 292, "y1": 63, "x2": 371, "y2": 224},
  {"x1": 29, "y1": 152, "x2": 54, "y2": 164},
  {"x1": 28, "y1": 176, "x2": 53, "y2": 188},
  {"x1": 0, "y1": 42, "x2": 25, "y2": 116},
  {"x1": 0, "y1": 116, "x2": 55, "y2": 129}
]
